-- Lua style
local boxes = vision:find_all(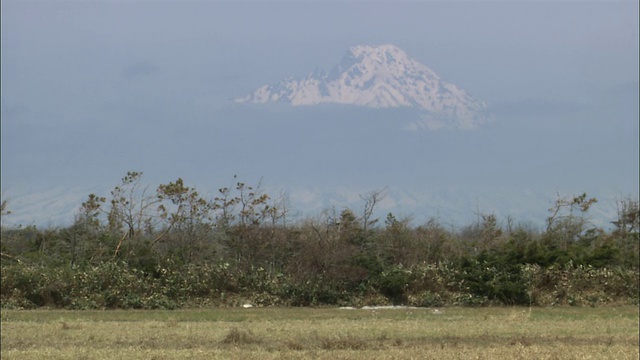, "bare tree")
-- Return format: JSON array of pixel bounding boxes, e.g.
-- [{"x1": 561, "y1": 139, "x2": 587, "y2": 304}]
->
[
  {"x1": 612, "y1": 197, "x2": 639, "y2": 235},
  {"x1": 157, "y1": 178, "x2": 214, "y2": 263},
  {"x1": 1, "y1": 198, "x2": 11, "y2": 230},
  {"x1": 360, "y1": 188, "x2": 387, "y2": 233},
  {"x1": 106, "y1": 172, "x2": 163, "y2": 258},
  {"x1": 546, "y1": 192, "x2": 598, "y2": 248}
]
